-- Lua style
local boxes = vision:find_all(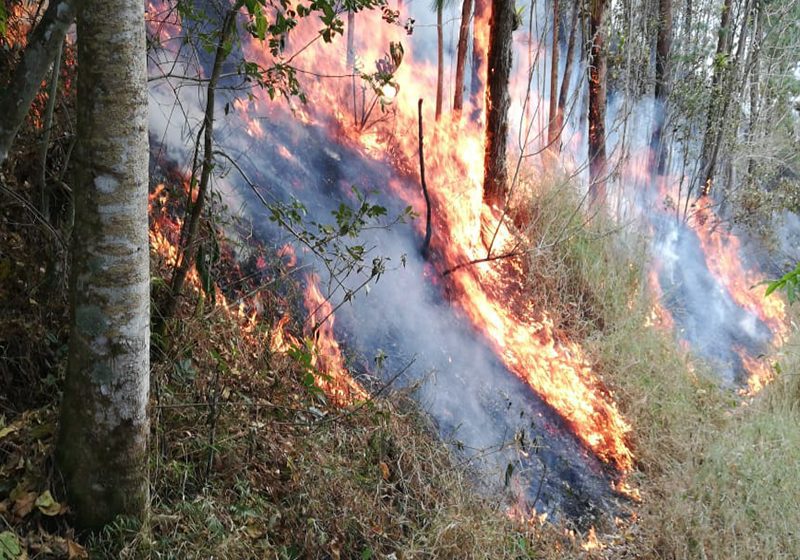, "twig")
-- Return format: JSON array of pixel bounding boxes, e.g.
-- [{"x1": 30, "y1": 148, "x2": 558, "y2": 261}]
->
[
  {"x1": 204, "y1": 364, "x2": 222, "y2": 482},
  {"x1": 39, "y1": 39, "x2": 63, "y2": 221},
  {"x1": 531, "y1": 462, "x2": 548, "y2": 512},
  {"x1": 0, "y1": 181, "x2": 65, "y2": 247},
  {"x1": 417, "y1": 99, "x2": 432, "y2": 258},
  {"x1": 441, "y1": 247, "x2": 524, "y2": 277}
]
